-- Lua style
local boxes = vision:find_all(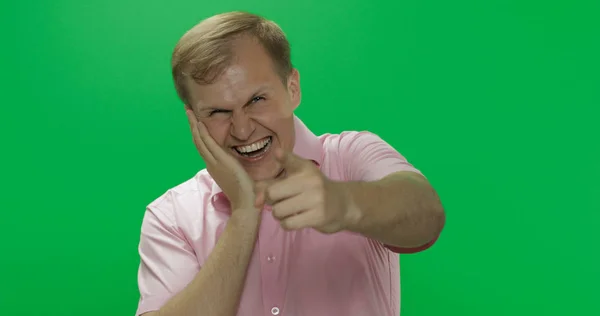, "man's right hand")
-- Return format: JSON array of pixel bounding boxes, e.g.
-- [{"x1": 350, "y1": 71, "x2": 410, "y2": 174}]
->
[
  {"x1": 185, "y1": 106, "x2": 260, "y2": 212},
  {"x1": 144, "y1": 106, "x2": 264, "y2": 316}
]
